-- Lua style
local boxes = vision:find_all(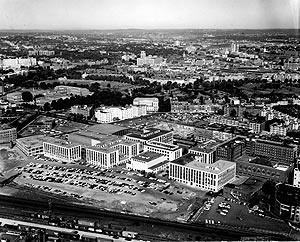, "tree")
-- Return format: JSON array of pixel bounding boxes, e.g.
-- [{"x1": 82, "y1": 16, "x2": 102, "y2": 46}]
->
[
  {"x1": 230, "y1": 109, "x2": 237, "y2": 117},
  {"x1": 22, "y1": 91, "x2": 33, "y2": 102}
]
